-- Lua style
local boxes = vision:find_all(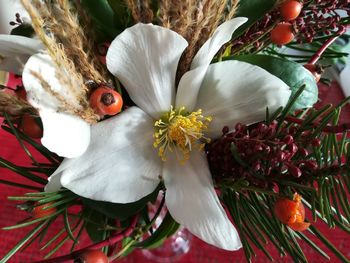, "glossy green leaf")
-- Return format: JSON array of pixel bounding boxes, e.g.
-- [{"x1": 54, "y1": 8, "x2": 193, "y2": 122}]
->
[
  {"x1": 232, "y1": 0, "x2": 277, "y2": 39},
  {"x1": 81, "y1": 0, "x2": 120, "y2": 38},
  {"x1": 107, "y1": 0, "x2": 132, "y2": 29},
  {"x1": 10, "y1": 23, "x2": 35, "y2": 37},
  {"x1": 225, "y1": 55, "x2": 318, "y2": 111},
  {"x1": 135, "y1": 212, "x2": 179, "y2": 249},
  {"x1": 84, "y1": 209, "x2": 108, "y2": 243},
  {"x1": 82, "y1": 184, "x2": 161, "y2": 220}
]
